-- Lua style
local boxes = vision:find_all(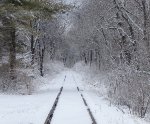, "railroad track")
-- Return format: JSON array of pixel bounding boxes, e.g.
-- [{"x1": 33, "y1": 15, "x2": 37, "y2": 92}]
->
[
  {"x1": 44, "y1": 81, "x2": 97, "y2": 124},
  {"x1": 77, "y1": 87, "x2": 97, "y2": 124},
  {"x1": 44, "y1": 86, "x2": 63, "y2": 124}
]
